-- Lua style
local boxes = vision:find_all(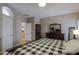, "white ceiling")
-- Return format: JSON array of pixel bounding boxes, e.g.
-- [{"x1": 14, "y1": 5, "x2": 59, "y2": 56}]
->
[{"x1": 9, "y1": 3, "x2": 79, "y2": 18}]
